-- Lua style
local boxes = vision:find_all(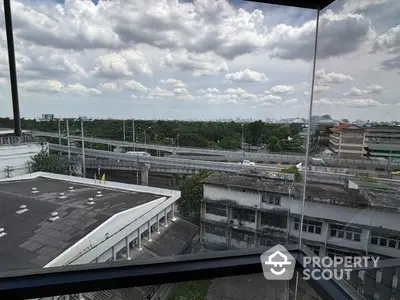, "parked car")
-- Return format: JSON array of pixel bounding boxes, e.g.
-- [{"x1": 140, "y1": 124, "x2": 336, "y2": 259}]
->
[{"x1": 238, "y1": 160, "x2": 255, "y2": 166}]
